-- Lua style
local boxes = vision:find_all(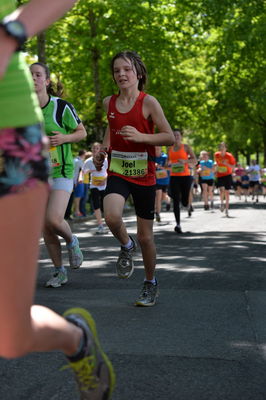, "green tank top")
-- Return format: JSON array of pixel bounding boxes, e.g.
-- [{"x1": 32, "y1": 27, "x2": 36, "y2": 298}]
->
[
  {"x1": 0, "y1": 0, "x2": 42, "y2": 129},
  {"x1": 43, "y1": 96, "x2": 81, "y2": 179}
]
